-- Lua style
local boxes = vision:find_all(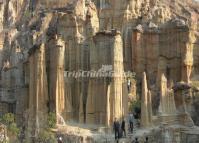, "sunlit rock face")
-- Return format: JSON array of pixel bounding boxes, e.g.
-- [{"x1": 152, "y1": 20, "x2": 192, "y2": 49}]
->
[
  {"x1": 28, "y1": 43, "x2": 49, "y2": 135},
  {"x1": 86, "y1": 30, "x2": 127, "y2": 125},
  {"x1": 0, "y1": 0, "x2": 199, "y2": 139},
  {"x1": 140, "y1": 72, "x2": 151, "y2": 127}
]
